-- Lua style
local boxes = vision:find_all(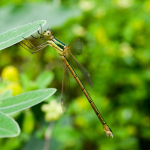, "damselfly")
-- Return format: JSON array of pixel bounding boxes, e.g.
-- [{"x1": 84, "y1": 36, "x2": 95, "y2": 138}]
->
[{"x1": 20, "y1": 27, "x2": 113, "y2": 138}]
